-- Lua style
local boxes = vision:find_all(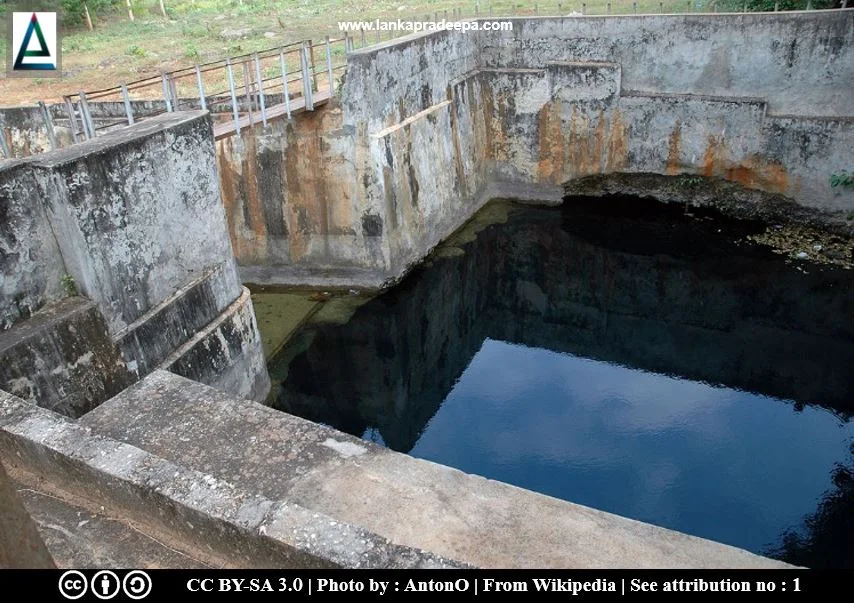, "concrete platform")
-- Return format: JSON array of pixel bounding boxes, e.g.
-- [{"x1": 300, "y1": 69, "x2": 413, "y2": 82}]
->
[{"x1": 80, "y1": 371, "x2": 792, "y2": 569}]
